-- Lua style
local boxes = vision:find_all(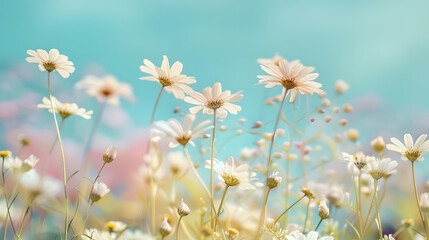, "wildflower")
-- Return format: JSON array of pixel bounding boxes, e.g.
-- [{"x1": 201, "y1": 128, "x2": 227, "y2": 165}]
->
[
  {"x1": 335, "y1": 79, "x2": 349, "y2": 94},
  {"x1": 90, "y1": 181, "x2": 110, "y2": 202},
  {"x1": 400, "y1": 218, "x2": 414, "y2": 228},
  {"x1": 258, "y1": 58, "x2": 322, "y2": 102},
  {"x1": 38, "y1": 96, "x2": 93, "y2": 119},
  {"x1": 0, "y1": 151, "x2": 11, "y2": 158},
  {"x1": 103, "y1": 146, "x2": 117, "y2": 163},
  {"x1": 371, "y1": 136, "x2": 386, "y2": 153},
  {"x1": 364, "y1": 156, "x2": 398, "y2": 180},
  {"x1": 318, "y1": 200, "x2": 330, "y2": 219},
  {"x1": 206, "y1": 157, "x2": 263, "y2": 190},
  {"x1": 225, "y1": 228, "x2": 239, "y2": 239},
  {"x1": 21, "y1": 155, "x2": 39, "y2": 172},
  {"x1": 105, "y1": 221, "x2": 126, "y2": 232},
  {"x1": 26, "y1": 49, "x2": 75, "y2": 78},
  {"x1": 301, "y1": 187, "x2": 315, "y2": 199},
  {"x1": 159, "y1": 217, "x2": 172, "y2": 237},
  {"x1": 139, "y1": 55, "x2": 196, "y2": 99},
  {"x1": 178, "y1": 199, "x2": 190, "y2": 216},
  {"x1": 82, "y1": 228, "x2": 116, "y2": 240},
  {"x1": 76, "y1": 75, "x2": 135, "y2": 106},
  {"x1": 120, "y1": 230, "x2": 155, "y2": 240},
  {"x1": 267, "y1": 172, "x2": 282, "y2": 189},
  {"x1": 5, "y1": 155, "x2": 39, "y2": 173},
  {"x1": 168, "y1": 152, "x2": 188, "y2": 176},
  {"x1": 345, "y1": 129, "x2": 359, "y2": 141},
  {"x1": 184, "y1": 82, "x2": 243, "y2": 118},
  {"x1": 343, "y1": 152, "x2": 367, "y2": 170},
  {"x1": 382, "y1": 234, "x2": 395, "y2": 240},
  {"x1": 152, "y1": 114, "x2": 212, "y2": 148},
  {"x1": 386, "y1": 134, "x2": 429, "y2": 162},
  {"x1": 19, "y1": 170, "x2": 61, "y2": 204},
  {"x1": 420, "y1": 193, "x2": 429, "y2": 212},
  {"x1": 286, "y1": 230, "x2": 333, "y2": 240}
]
